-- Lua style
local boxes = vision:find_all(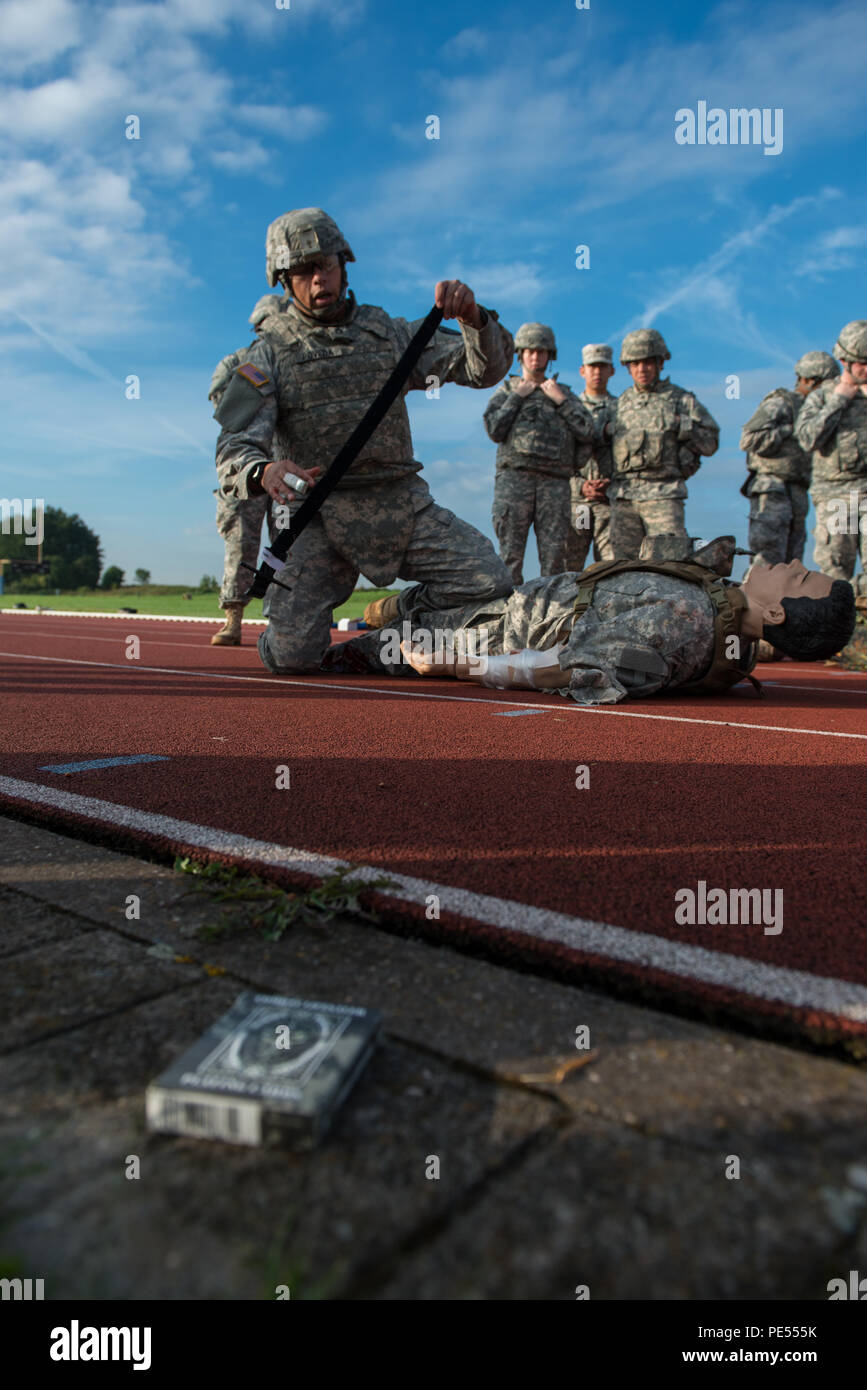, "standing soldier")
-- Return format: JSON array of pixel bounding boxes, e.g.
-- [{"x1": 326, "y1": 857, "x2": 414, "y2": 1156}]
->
[
  {"x1": 567, "y1": 343, "x2": 618, "y2": 569},
  {"x1": 796, "y1": 320, "x2": 867, "y2": 609},
  {"x1": 213, "y1": 208, "x2": 515, "y2": 673},
  {"x1": 208, "y1": 295, "x2": 283, "y2": 646},
  {"x1": 739, "y1": 351, "x2": 840, "y2": 570},
  {"x1": 483, "y1": 323, "x2": 592, "y2": 583},
  {"x1": 609, "y1": 330, "x2": 719, "y2": 560}
]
